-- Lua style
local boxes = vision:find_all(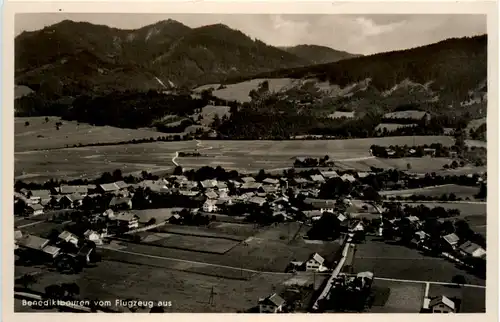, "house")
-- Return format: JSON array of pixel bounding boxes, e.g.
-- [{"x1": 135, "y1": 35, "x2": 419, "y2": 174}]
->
[
  {"x1": 442, "y1": 233, "x2": 460, "y2": 250},
  {"x1": 204, "y1": 190, "x2": 219, "y2": 200},
  {"x1": 292, "y1": 177, "x2": 311, "y2": 187},
  {"x1": 216, "y1": 181, "x2": 229, "y2": 192},
  {"x1": 258, "y1": 293, "x2": 285, "y2": 313},
  {"x1": 58, "y1": 231, "x2": 79, "y2": 246},
  {"x1": 349, "y1": 221, "x2": 364, "y2": 232},
  {"x1": 259, "y1": 185, "x2": 279, "y2": 194},
  {"x1": 59, "y1": 193, "x2": 85, "y2": 209},
  {"x1": 458, "y1": 241, "x2": 486, "y2": 258},
  {"x1": 28, "y1": 190, "x2": 51, "y2": 203},
  {"x1": 114, "y1": 212, "x2": 139, "y2": 230},
  {"x1": 310, "y1": 174, "x2": 326, "y2": 183},
  {"x1": 262, "y1": 178, "x2": 280, "y2": 186},
  {"x1": 248, "y1": 196, "x2": 267, "y2": 207},
  {"x1": 26, "y1": 204, "x2": 44, "y2": 216},
  {"x1": 16, "y1": 234, "x2": 49, "y2": 250},
  {"x1": 423, "y1": 148, "x2": 436, "y2": 157},
  {"x1": 241, "y1": 177, "x2": 256, "y2": 184},
  {"x1": 405, "y1": 215, "x2": 422, "y2": 228},
  {"x1": 58, "y1": 185, "x2": 89, "y2": 195},
  {"x1": 424, "y1": 296, "x2": 456, "y2": 313},
  {"x1": 305, "y1": 253, "x2": 327, "y2": 272},
  {"x1": 109, "y1": 197, "x2": 133, "y2": 210},
  {"x1": 136, "y1": 180, "x2": 169, "y2": 193},
  {"x1": 98, "y1": 183, "x2": 121, "y2": 194},
  {"x1": 203, "y1": 199, "x2": 218, "y2": 213},
  {"x1": 200, "y1": 179, "x2": 217, "y2": 189},
  {"x1": 103, "y1": 209, "x2": 115, "y2": 218},
  {"x1": 84, "y1": 230, "x2": 103, "y2": 245},
  {"x1": 169, "y1": 214, "x2": 182, "y2": 224},
  {"x1": 340, "y1": 174, "x2": 357, "y2": 183},
  {"x1": 240, "y1": 182, "x2": 262, "y2": 191},
  {"x1": 114, "y1": 181, "x2": 129, "y2": 190},
  {"x1": 320, "y1": 170, "x2": 339, "y2": 179}
]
